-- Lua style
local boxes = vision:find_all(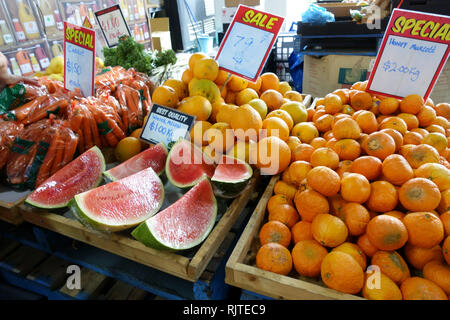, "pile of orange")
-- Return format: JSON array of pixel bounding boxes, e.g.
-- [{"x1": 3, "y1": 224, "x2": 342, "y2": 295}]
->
[
  {"x1": 256, "y1": 81, "x2": 450, "y2": 300},
  {"x1": 149, "y1": 52, "x2": 309, "y2": 175}
]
